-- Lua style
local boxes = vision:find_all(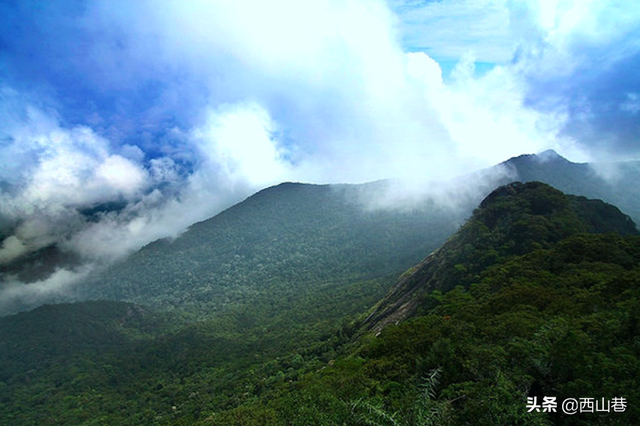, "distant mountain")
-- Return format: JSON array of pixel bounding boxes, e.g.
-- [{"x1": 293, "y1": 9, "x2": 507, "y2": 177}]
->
[
  {"x1": 365, "y1": 181, "x2": 639, "y2": 332},
  {"x1": 2, "y1": 151, "x2": 639, "y2": 315},
  {"x1": 501, "y1": 150, "x2": 640, "y2": 224},
  {"x1": 81, "y1": 182, "x2": 464, "y2": 314},
  {"x1": 83, "y1": 152, "x2": 639, "y2": 313},
  {"x1": 2, "y1": 182, "x2": 639, "y2": 425}
]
